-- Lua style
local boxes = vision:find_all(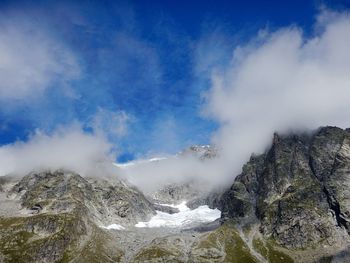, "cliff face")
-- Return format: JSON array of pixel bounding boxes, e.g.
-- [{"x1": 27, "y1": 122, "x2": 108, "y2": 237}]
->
[
  {"x1": 0, "y1": 171, "x2": 155, "y2": 262},
  {"x1": 10, "y1": 170, "x2": 156, "y2": 225},
  {"x1": 220, "y1": 126, "x2": 350, "y2": 260}
]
